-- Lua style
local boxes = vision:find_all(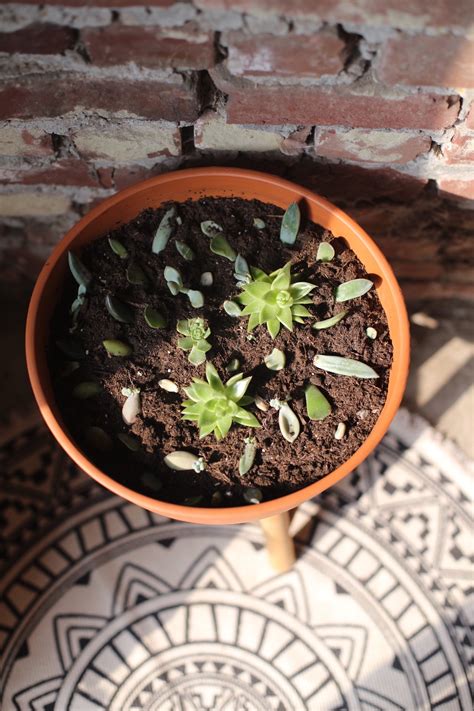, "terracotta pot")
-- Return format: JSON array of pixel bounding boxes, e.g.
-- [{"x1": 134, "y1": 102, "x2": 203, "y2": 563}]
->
[{"x1": 26, "y1": 167, "x2": 410, "y2": 525}]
